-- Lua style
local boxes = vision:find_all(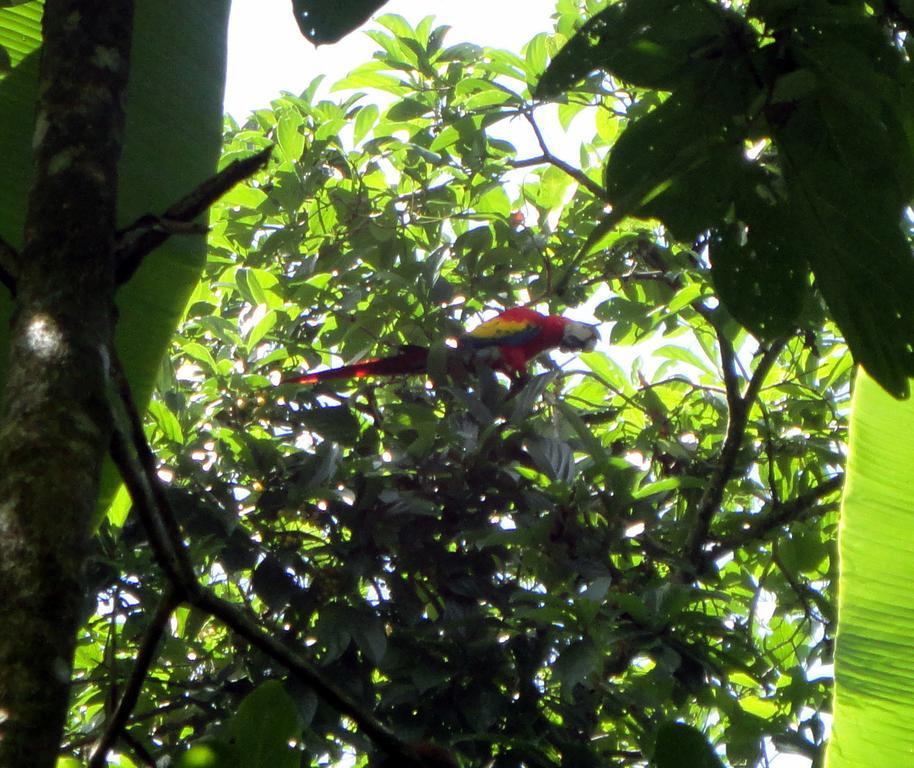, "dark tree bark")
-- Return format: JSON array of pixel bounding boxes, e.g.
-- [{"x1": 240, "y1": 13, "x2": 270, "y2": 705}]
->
[{"x1": 0, "y1": 2, "x2": 134, "y2": 766}]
